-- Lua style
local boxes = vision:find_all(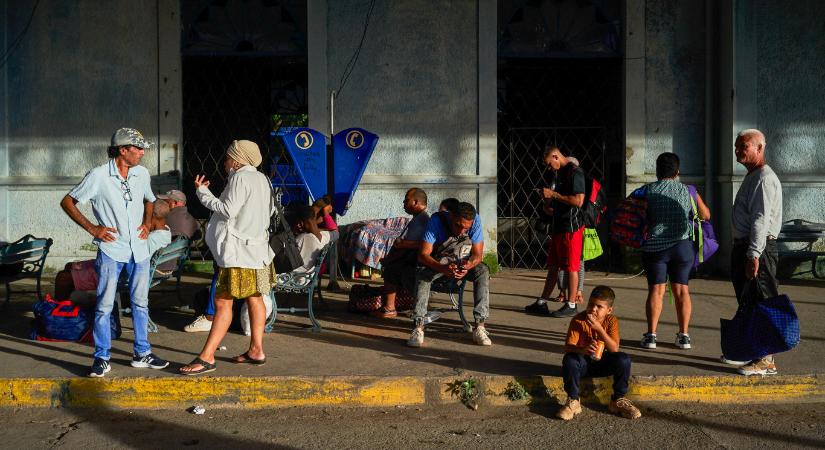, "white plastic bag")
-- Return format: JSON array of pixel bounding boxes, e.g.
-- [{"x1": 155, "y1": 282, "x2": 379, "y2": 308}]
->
[{"x1": 240, "y1": 294, "x2": 274, "y2": 336}]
